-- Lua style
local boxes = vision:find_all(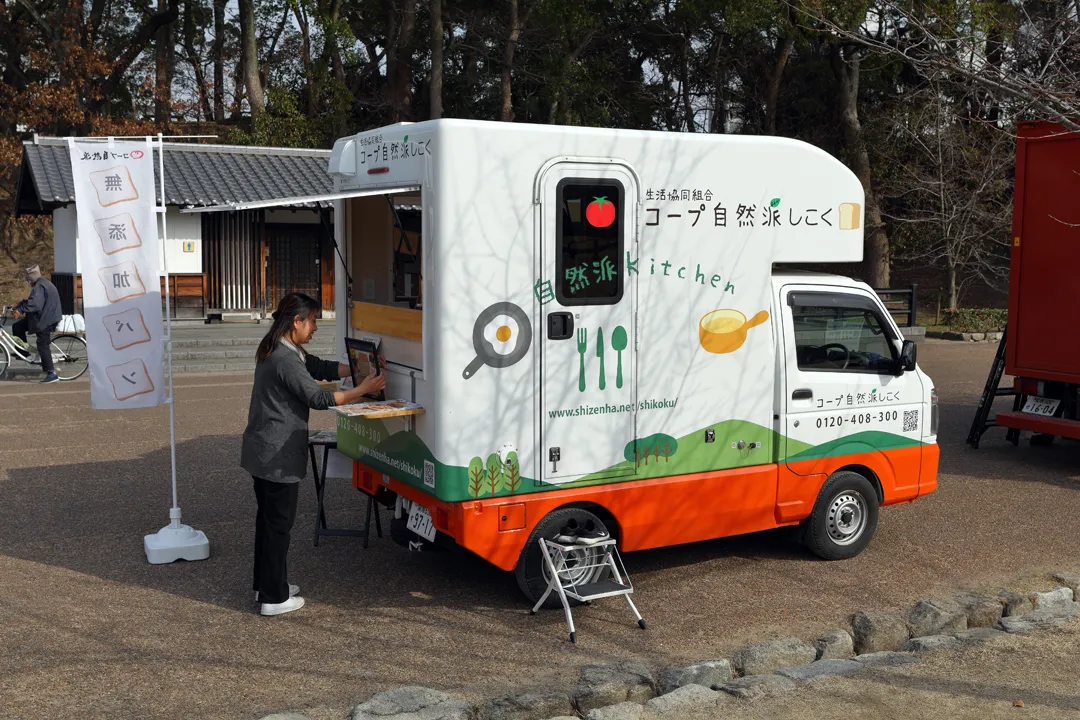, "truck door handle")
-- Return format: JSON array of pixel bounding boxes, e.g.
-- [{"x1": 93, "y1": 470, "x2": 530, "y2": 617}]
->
[
  {"x1": 792, "y1": 389, "x2": 813, "y2": 400},
  {"x1": 547, "y1": 312, "x2": 574, "y2": 340}
]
